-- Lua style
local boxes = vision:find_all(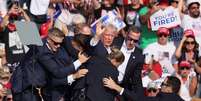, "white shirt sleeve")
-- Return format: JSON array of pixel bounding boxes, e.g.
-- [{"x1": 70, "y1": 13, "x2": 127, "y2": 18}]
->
[
  {"x1": 67, "y1": 74, "x2": 75, "y2": 85},
  {"x1": 73, "y1": 60, "x2": 82, "y2": 70},
  {"x1": 90, "y1": 37, "x2": 99, "y2": 46},
  {"x1": 119, "y1": 88, "x2": 124, "y2": 95},
  {"x1": 30, "y1": 0, "x2": 50, "y2": 15}
]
